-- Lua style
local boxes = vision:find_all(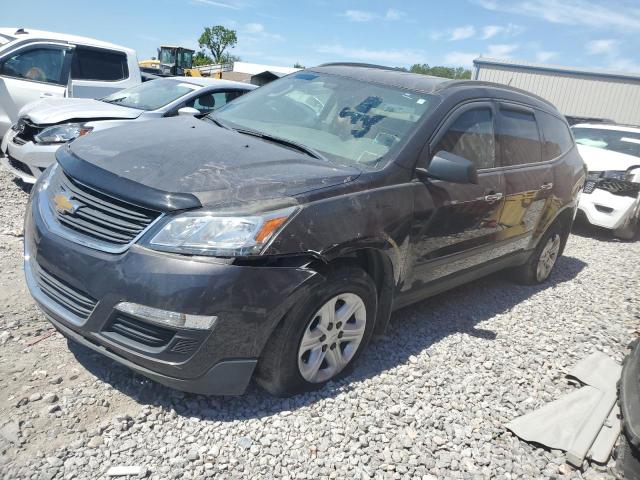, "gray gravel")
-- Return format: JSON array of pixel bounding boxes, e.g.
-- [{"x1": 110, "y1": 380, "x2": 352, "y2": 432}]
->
[{"x1": 0, "y1": 168, "x2": 638, "y2": 479}]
